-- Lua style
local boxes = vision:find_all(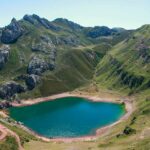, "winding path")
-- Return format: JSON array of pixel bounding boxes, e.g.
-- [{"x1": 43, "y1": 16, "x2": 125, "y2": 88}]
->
[{"x1": 0, "y1": 123, "x2": 24, "y2": 150}]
